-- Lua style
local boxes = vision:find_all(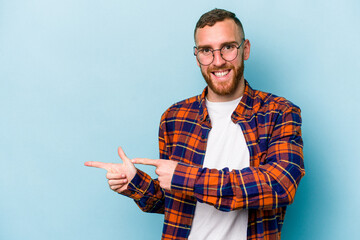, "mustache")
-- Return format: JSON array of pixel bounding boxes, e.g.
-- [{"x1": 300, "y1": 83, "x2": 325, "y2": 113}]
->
[{"x1": 207, "y1": 64, "x2": 234, "y2": 72}]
